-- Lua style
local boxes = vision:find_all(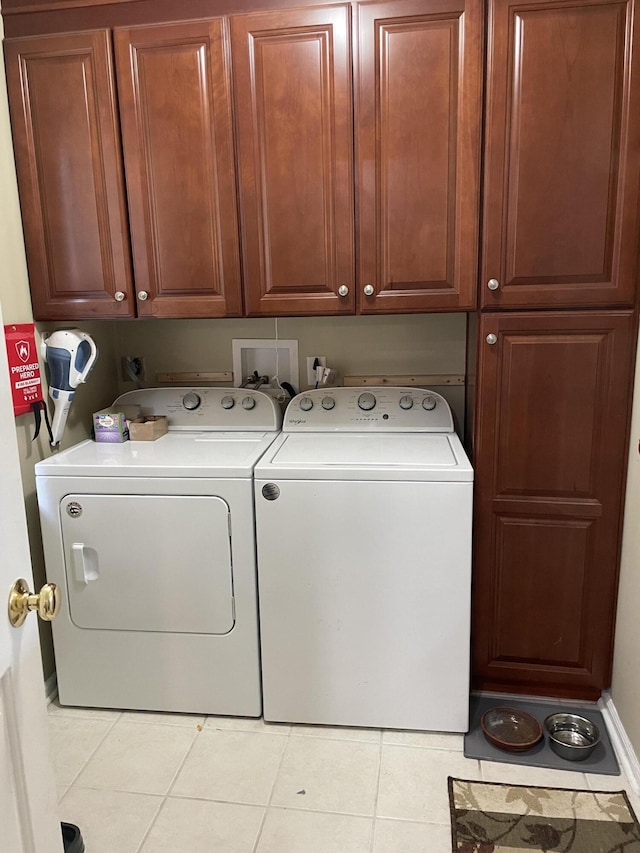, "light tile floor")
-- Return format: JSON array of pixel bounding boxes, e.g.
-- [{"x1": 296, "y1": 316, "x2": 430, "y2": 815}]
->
[{"x1": 49, "y1": 700, "x2": 640, "y2": 853}]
